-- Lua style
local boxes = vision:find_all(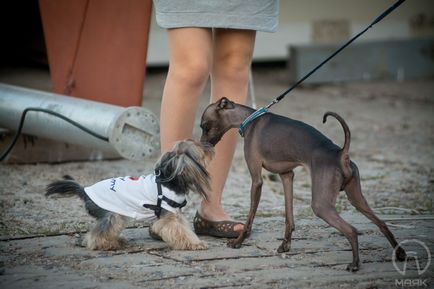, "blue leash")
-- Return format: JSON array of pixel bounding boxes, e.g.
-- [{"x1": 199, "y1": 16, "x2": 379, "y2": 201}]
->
[{"x1": 239, "y1": 0, "x2": 406, "y2": 137}]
